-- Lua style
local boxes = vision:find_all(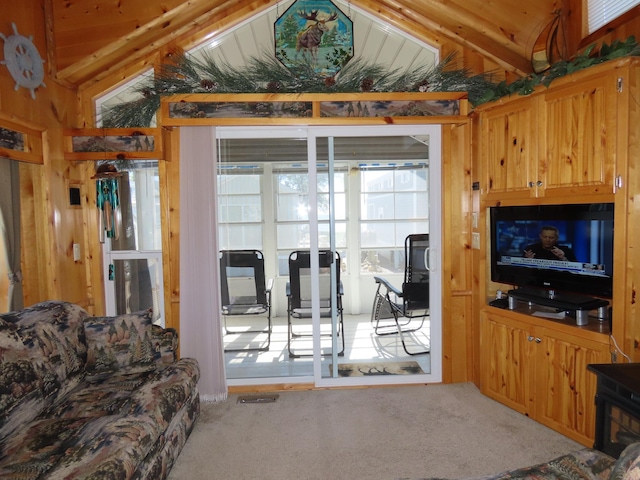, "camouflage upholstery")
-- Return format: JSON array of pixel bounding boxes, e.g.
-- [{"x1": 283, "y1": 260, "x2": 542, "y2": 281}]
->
[{"x1": 0, "y1": 300, "x2": 200, "y2": 480}]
